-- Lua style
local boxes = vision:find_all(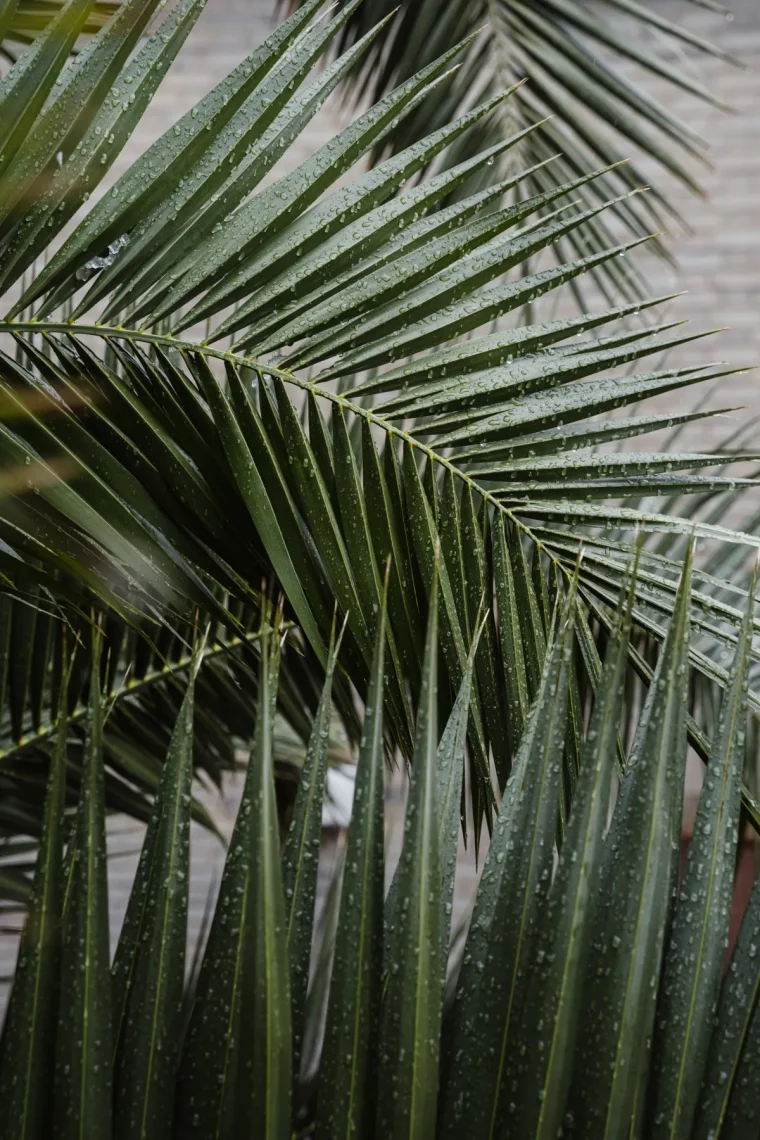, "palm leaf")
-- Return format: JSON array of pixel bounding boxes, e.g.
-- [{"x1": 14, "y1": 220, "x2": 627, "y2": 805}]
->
[
  {"x1": 438, "y1": 571, "x2": 577, "y2": 1138},
  {"x1": 512, "y1": 550, "x2": 638, "y2": 1138},
  {"x1": 317, "y1": 582, "x2": 387, "y2": 1140},
  {"x1": 110, "y1": 633, "x2": 201, "y2": 1139},
  {"x1": 378, "y1": 556, "x2": 444, "y2": 1139},
  {"x1": 1, "y1": 0, "x2": 119, "y2": 53},
  {"x1": 646, "y1": 558, "x2": 758, "y2": 1138},
  {"x1": 0, "y1": 650, "x2": 69, "y2": 1139}
]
